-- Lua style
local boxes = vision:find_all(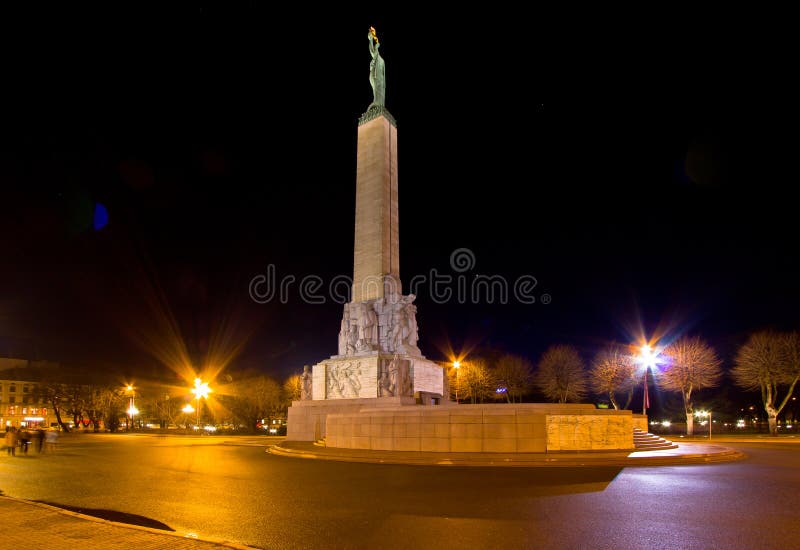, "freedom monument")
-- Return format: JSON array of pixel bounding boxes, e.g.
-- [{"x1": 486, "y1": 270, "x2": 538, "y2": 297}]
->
[{"x1": 286, "y1": 29, "x2": 637, "y2": 453}]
